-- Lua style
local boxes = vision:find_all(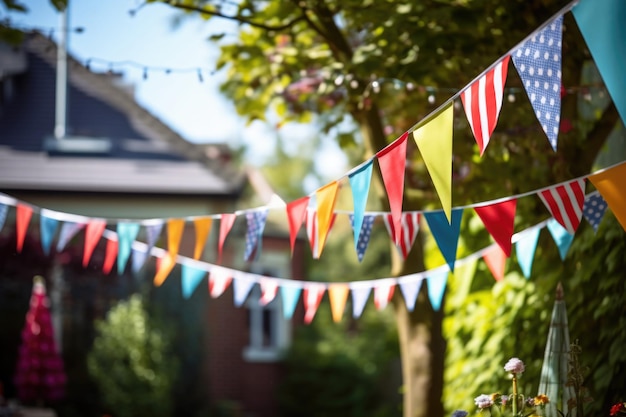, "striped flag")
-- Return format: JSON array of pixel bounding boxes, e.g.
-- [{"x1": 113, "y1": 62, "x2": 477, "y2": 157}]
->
[
  {"x1": 538, "y1": 179, "x2": 585, "y2": 235},
  {"x1": 383, "y1": 212, "x2": 420, "y2": 259},
  {"x1": 461, "y1": 56, "x2": 510, "y2": 156},
  {"x1": 305, "y1": 209, "x2": 336, "y2": 259}
]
